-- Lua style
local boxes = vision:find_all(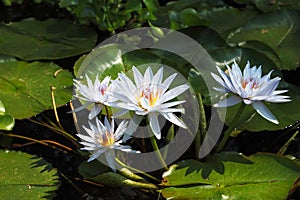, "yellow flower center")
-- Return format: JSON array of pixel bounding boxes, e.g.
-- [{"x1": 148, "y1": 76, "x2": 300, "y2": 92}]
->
[
  {"x1": 241, "y1": 78, "x2": 258, "y2": 89},
  {"x1": 99, "y1": 131, "x2": 115, "y2": 147},
  {"x1": 137, "y1": 86, "x2": 162, "y2": 108}
]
